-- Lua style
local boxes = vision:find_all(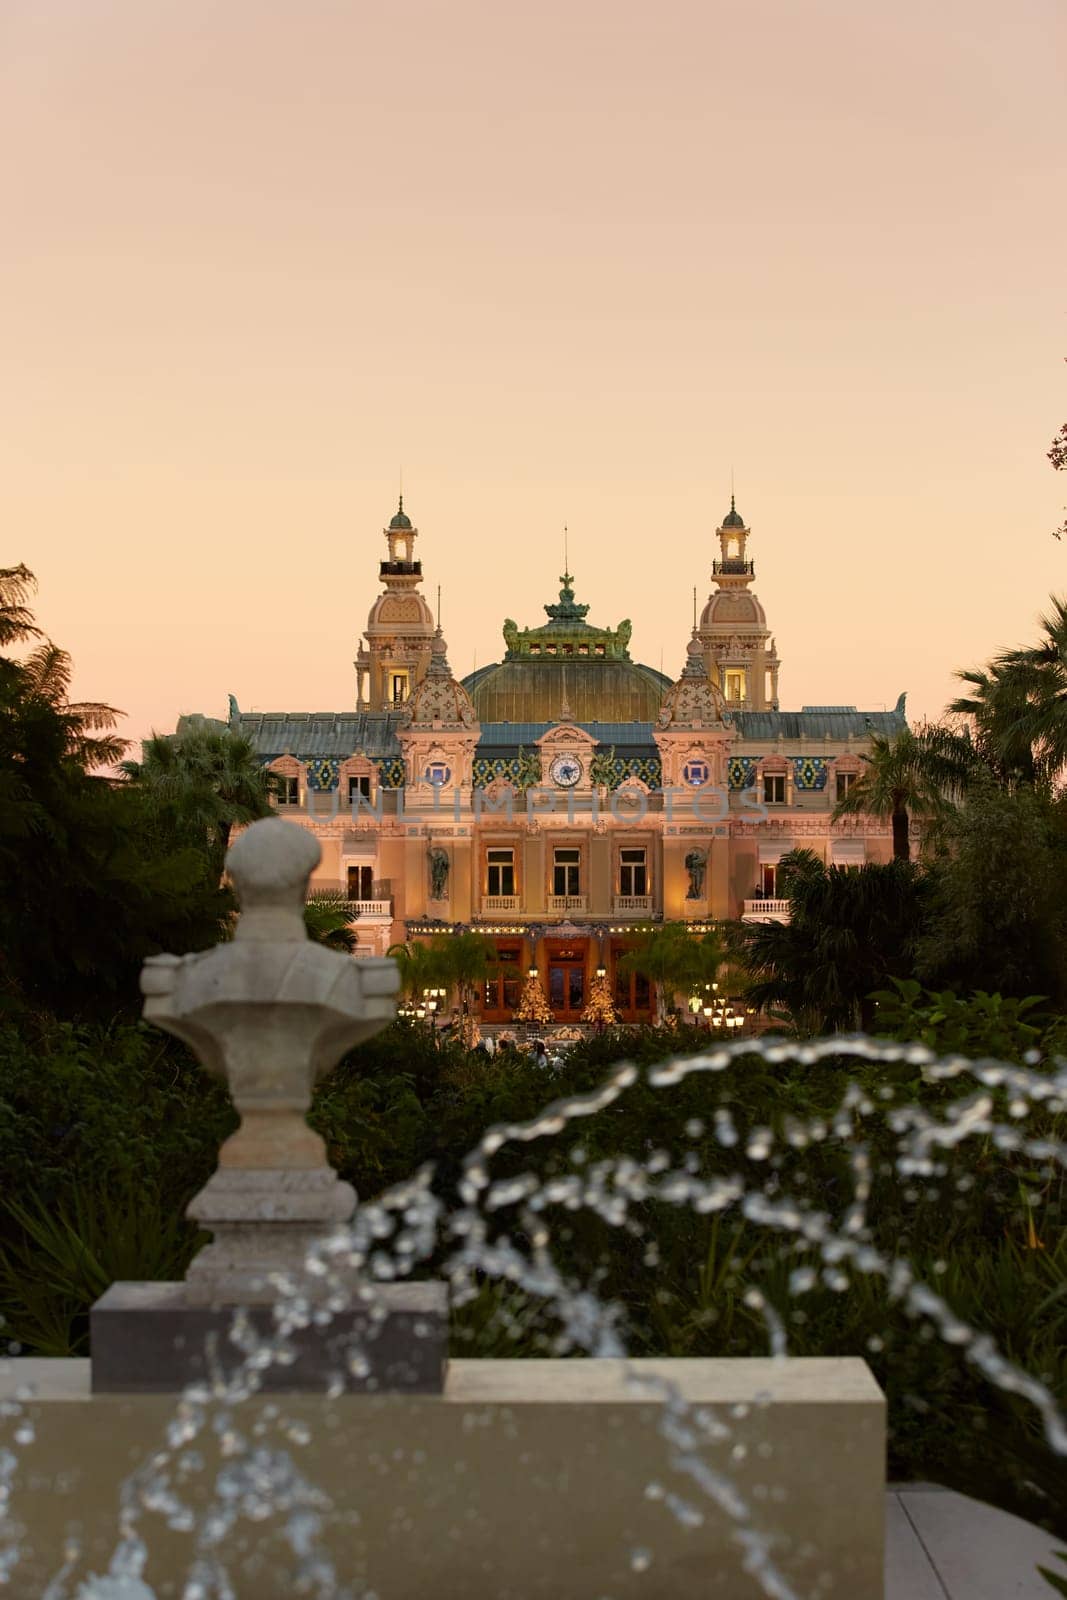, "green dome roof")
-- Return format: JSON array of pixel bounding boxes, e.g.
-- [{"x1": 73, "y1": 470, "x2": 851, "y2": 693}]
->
[
  {"x1": 388, "y1": 494, "x2": 412, "y2": 530},
  {"x1": 468, "y1": 657, "x2": 669, "y2": 723},
  {"x1": 721, "y1": 494, "x2": 744, "y2": 529}
]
